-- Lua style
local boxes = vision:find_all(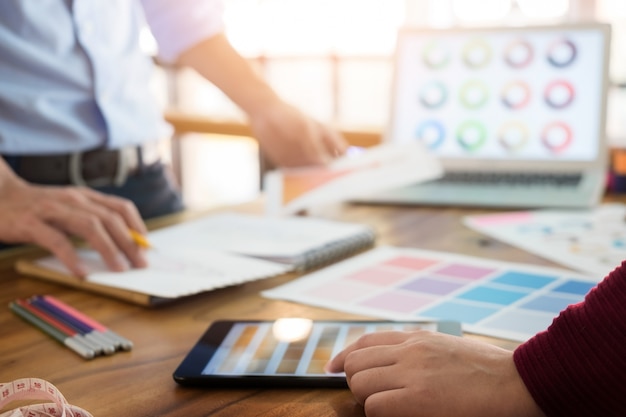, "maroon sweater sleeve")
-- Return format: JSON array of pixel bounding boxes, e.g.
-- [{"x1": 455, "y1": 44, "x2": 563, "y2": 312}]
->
[{"x1": 513, "y1": 261, "x2": 626, "y2": 417}]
